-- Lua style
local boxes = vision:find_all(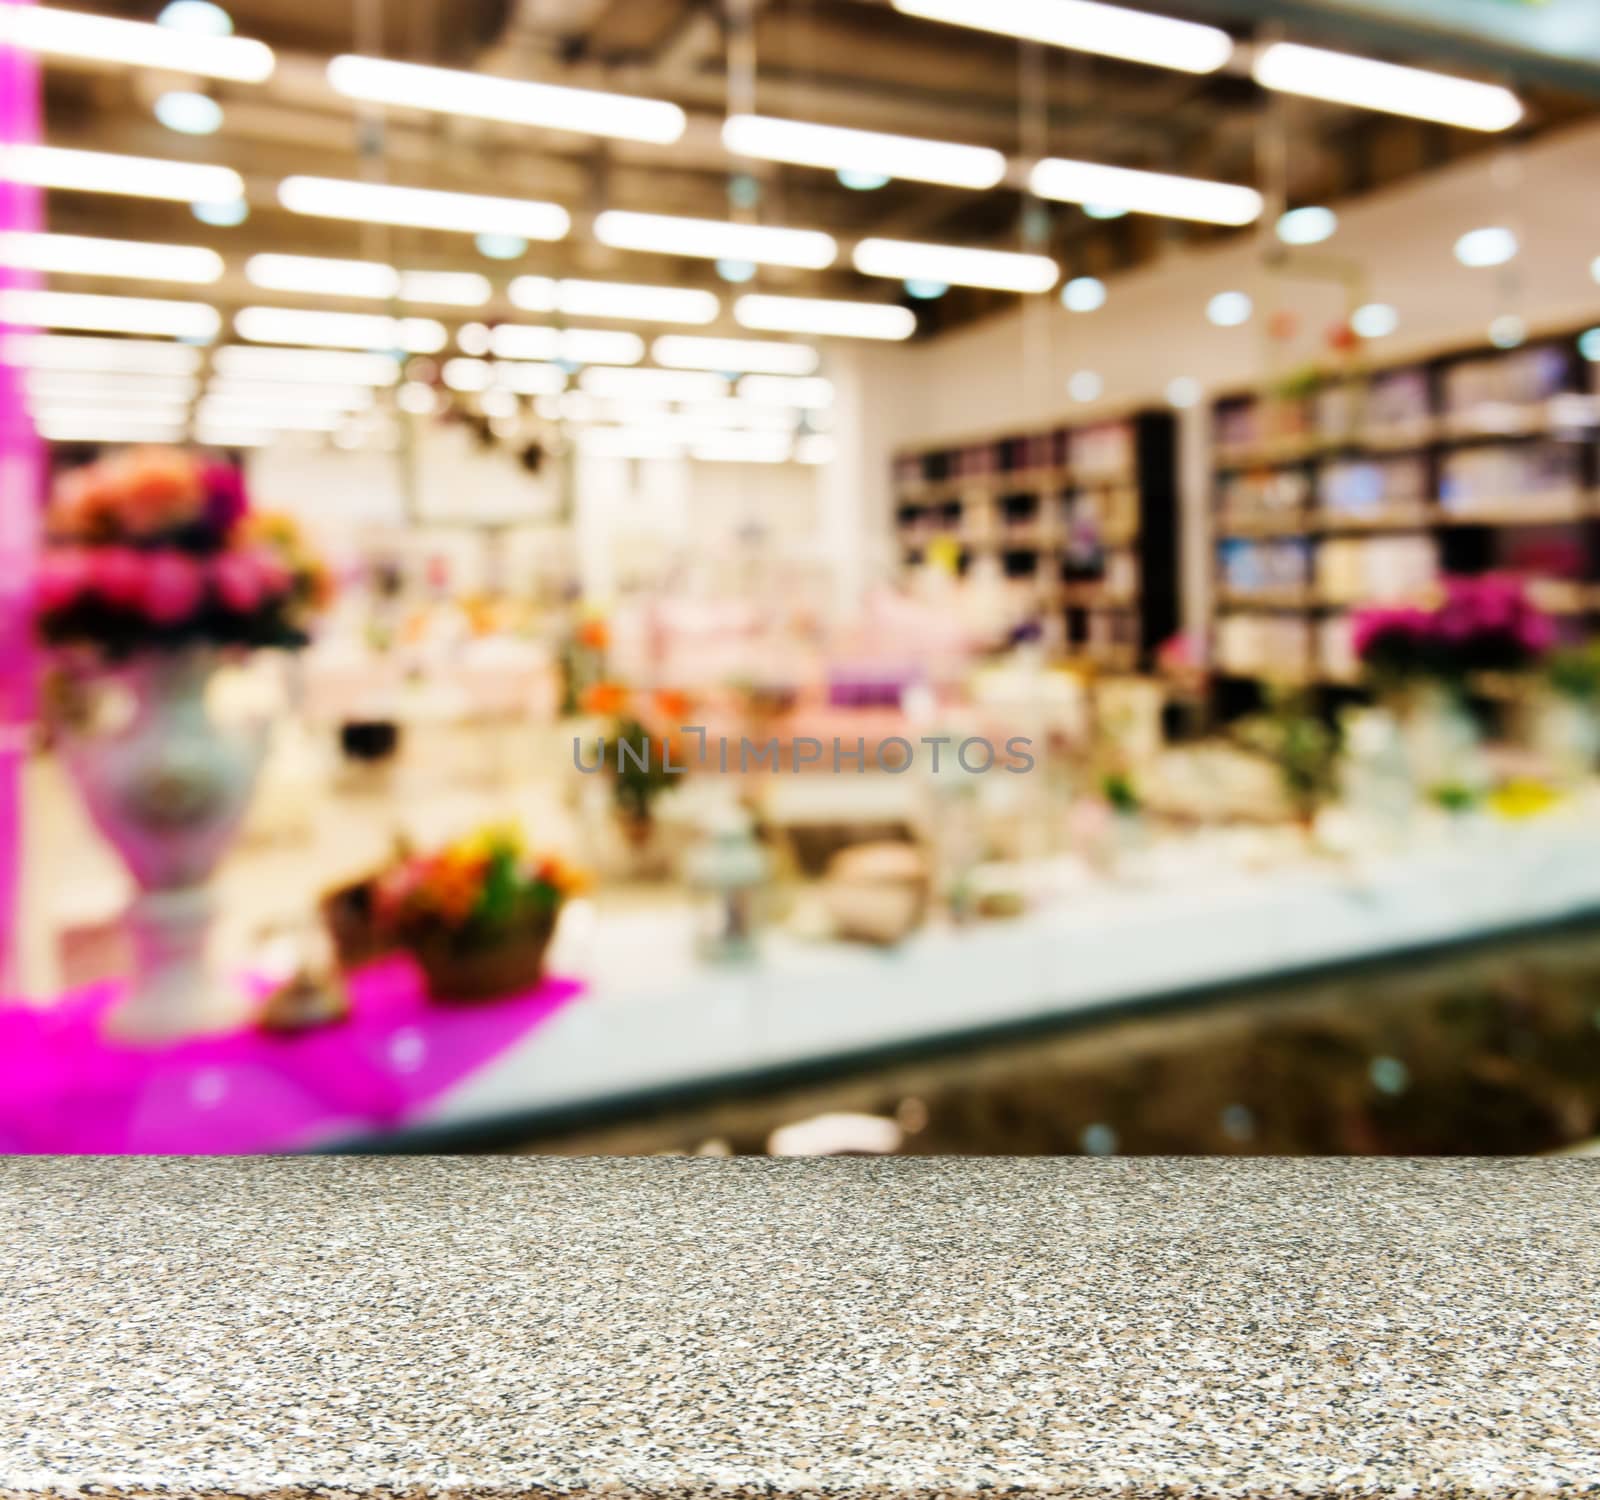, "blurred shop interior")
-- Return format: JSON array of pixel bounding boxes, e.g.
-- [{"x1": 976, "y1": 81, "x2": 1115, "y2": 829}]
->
[{"x1": 5, "y1": 0, "x2": 1600, "y2": 1154}]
